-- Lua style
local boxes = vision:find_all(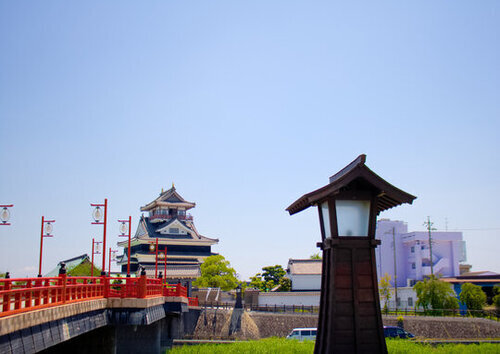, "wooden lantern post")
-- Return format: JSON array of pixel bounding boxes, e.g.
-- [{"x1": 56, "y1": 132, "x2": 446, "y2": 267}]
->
[{"x1": 287, "y1": 155, "x2": 416, "y2": 354}]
